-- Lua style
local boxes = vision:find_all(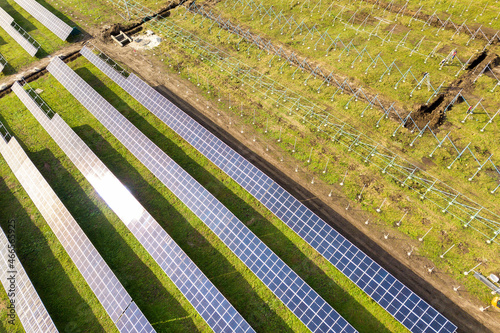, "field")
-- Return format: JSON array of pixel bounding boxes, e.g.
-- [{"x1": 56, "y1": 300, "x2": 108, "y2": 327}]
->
[
  {"x1": 0, "y1": 0, "x2": 499, "y2": 332},
  {"x1": 0, "y1": 56, "x2": 408, "y2": 332}
]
